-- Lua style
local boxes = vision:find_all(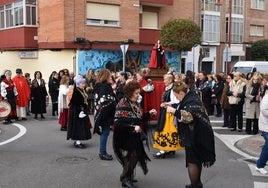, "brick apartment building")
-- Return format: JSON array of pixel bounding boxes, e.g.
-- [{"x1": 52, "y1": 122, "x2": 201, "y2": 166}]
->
[{"x1": 0, "y1": 0, "x2": 267, "y2": 79}]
